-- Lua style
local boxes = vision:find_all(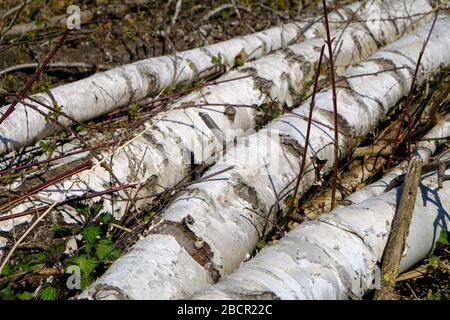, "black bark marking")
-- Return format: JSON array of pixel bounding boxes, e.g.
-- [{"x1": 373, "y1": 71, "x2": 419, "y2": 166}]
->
[
  {"x1": 233, "y1": 182, "x2": 260, "y2": 209},
  {"x1": 134, "y1": 63, "x2": 160, "y2": 96},
  {"x1": 280, "y1": 134, "x2": 305, "y2": 159},
  {"x1": 151, "y1": 219, "x2": 221, "y2": 281},
  {"x1": 367, "y1": 57, "x2": 411, "y2": 92},
  {"x1": 186, "y1": 58, "x2": 199, "y2": 78},
  {"x1": 335, "y1": 78, "x2": 383, "y2": 119}
]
